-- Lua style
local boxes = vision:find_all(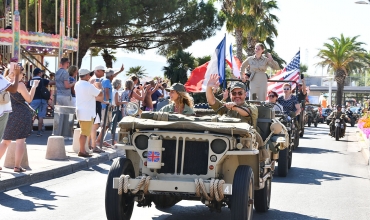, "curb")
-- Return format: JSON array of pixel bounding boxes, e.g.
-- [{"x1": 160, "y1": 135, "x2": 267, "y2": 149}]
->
[
  {"x1": 0, "y1": 150, "x2": 125, "y2": 192},
  {"x1": 356, "y1": 128, "x2": 370, "y2": 165}
]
